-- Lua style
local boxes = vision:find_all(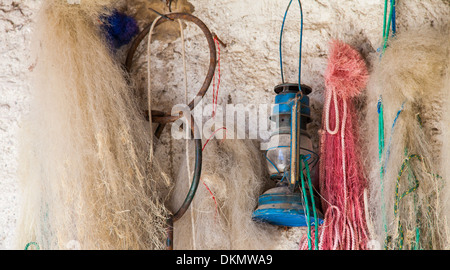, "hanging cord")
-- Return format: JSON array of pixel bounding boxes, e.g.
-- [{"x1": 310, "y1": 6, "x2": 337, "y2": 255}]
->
[
  {"x1": 292, "y1": 92, "x2": 319, "y2": 250},
  {"x1": 176, "y1": 18, "x2": 198, "y2": 250},
  {"x1": 300, "y1": 192, "x2": 342, "y2": 250},
  {"x1": 380, "y1": 0, "x2": 396, "y2": 56},
  {"x1": 379, "y1": 102, "x2": 404, "y2": 249},
  {"x1": 132, "y1": 12, "x2": 216, "y2": 250},
  {"x1": 382, "y1": 102, "x2": 405, "y2": 176},
  {"x1": 279, "y1": 0, "x2": 303, "y2": 90},
  {"x1": 376, "y1": 0, "x2": 398, "y2": 246},
  {"x1": 147, "y1": 15, "x2": 202, "y2": 250},
  {"x1": 177, "y1": 19, "x2": 229, "y2": 245},
  {"x1": 390, "y1": 0, "x2": 396, "y2": 35},
  {"x1": 324, "y1": 85, "x2": 340, "y2": 135},
  {"x1": 300, "y1": 178, "x2": 343, "y2": 250},
  {"x1": 300, "y1": 154, "x2": 319, "y2": 250},
  {"x1": 146, "y1": 16, "x2": 164, "y2": 159},
  {"x1": 24, "y1": 242, "x2": 40, "y2": 250},
  {"x1": 373, "y1": 10, "x2": 395, "y2": 215},
  {"x1": 377, "y1": 97, "x2": 389, "y2": 247}
]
